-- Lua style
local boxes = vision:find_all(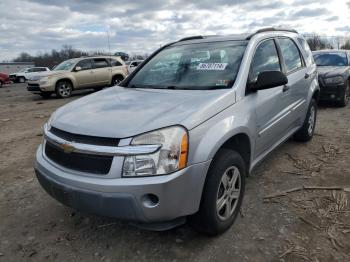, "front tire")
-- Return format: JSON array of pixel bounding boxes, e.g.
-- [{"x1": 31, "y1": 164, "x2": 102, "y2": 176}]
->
[
  {"x1": 294, "y1": 98, "x2": 317, "y2": 142},
  {"x1": 189, "y1": 149, "x2": 246, "y2": 236},
  {"x1": 337, "y1": 81, "x2": 349, "y2": 107},
  {"x1": 55, "y1": 80, "x2": 72, "y2": 98}
]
